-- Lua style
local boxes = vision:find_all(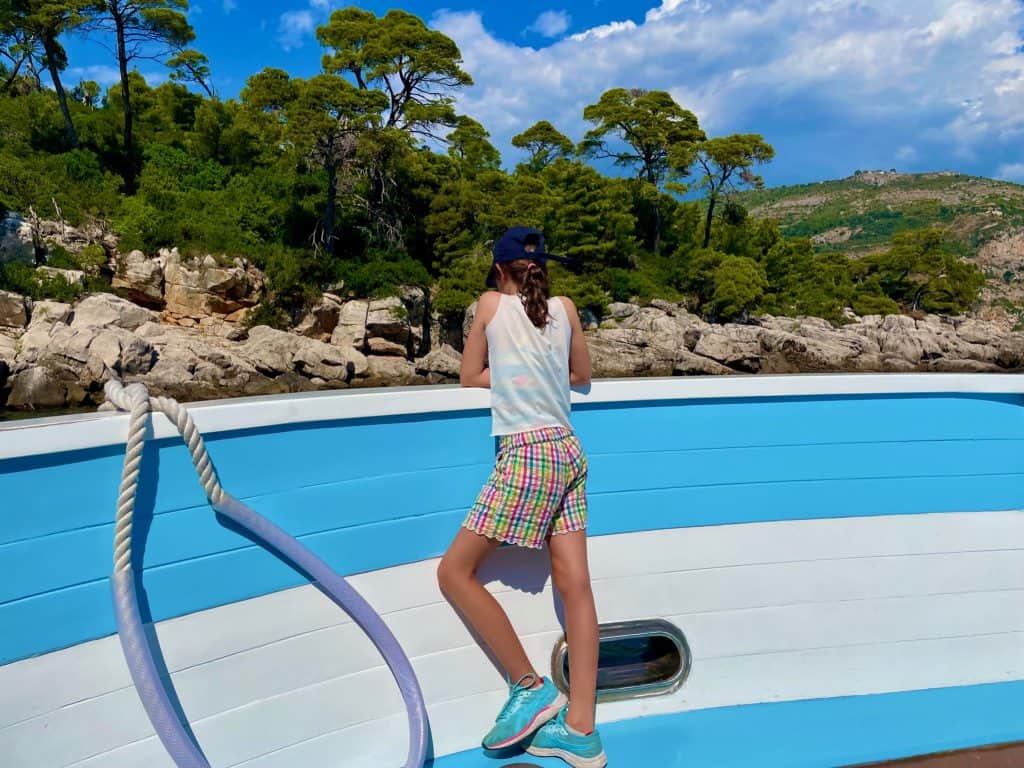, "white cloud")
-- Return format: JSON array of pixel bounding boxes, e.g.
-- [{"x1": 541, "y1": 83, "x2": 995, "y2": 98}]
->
[
  {"x1": 278, "y1": 10, "x2": 315, "y2": 51},
  {"x1": 896, "y1": 145, "x2": 918, "y2": 162},
  {"x1": 278, "y1": 1, "x2": 336, "y2": 51},
  {"x1": 66, "y1": 65, "x2": 122, "y2": 86},
  {"x1": 645, "y1": 0, "x2": 712, "y2": 22},
  {"x1": 997, "y1": 163, "x2": 1024, "y2": 182},
  {"x1": 568, "y1": 19, "x2": 636, "y2": 42},
  {"x1": 223, "y1": 0, "x2": 237, "y2": 12},
  {"x1": 62, "y1": 65, "x2": 163, "y2": 89},
  {"x1": 431, "y1": 1, "x2": 1024, "y2": 178},
  {"x1": 527, "y1": 10, "x2": 571, "y2": 38}
]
